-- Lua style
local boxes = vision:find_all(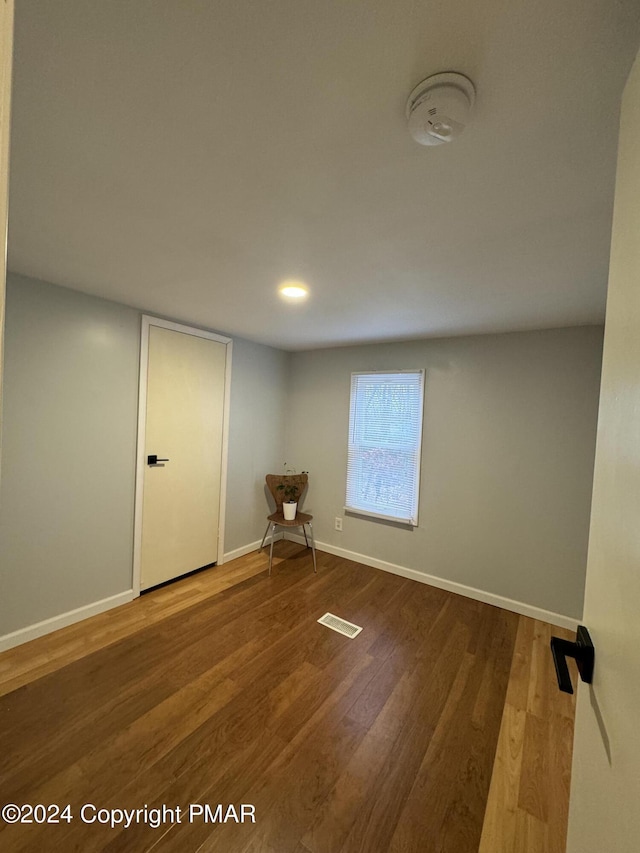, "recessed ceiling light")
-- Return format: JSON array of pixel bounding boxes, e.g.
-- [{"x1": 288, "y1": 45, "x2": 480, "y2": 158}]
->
[{"x1": 278, "y1": 281, "x2": 309, "y2": 301}]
